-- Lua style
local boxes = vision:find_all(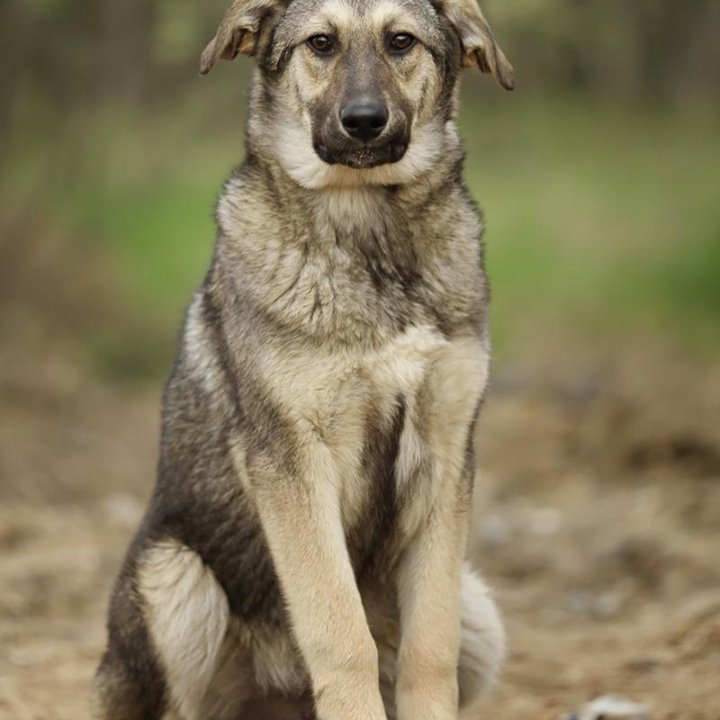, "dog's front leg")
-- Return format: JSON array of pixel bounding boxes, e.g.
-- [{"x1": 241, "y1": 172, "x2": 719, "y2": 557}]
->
[
  {"x1": 395, "y1": 338, "x2": 488, "y2": 720},
  {"x1": 247, "y1": 441, "x2": 387, "y2": 720},
  {"x1": 396, "y1": 492, "x2": 468, "y2": 720}
]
